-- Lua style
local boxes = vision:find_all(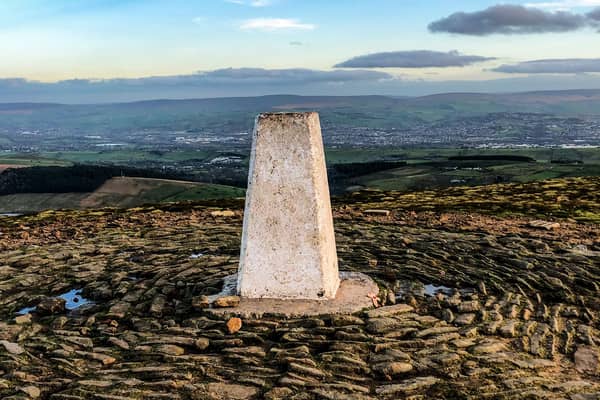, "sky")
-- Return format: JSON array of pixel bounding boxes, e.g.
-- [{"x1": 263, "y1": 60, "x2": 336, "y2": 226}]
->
[{"x1": 1, "y1": 0, "x2": 600, "y2": 102}]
